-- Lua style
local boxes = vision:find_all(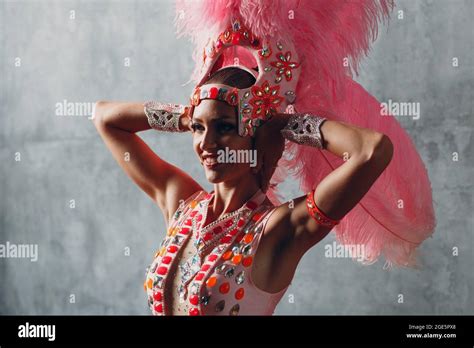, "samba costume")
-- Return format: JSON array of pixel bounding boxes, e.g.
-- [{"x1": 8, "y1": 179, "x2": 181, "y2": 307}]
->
[{"x1": 143, "y1": 0, "x2": 436, "y2": 315}]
